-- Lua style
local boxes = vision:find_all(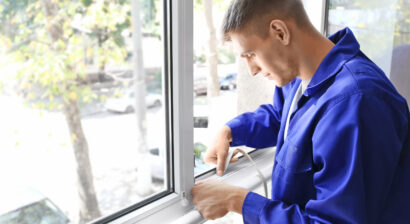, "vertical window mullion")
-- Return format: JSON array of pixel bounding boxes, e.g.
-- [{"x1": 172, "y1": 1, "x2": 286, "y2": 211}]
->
[{"x1": 171, "y1": 0, "x2": 195, "y2": 199}]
